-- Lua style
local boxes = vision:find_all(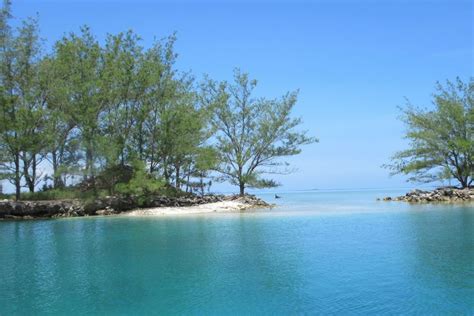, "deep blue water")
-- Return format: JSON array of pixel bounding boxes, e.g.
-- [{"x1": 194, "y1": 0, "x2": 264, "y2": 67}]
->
[{"x1": 1, "y1": 190, "x2": 473, "y2": 315}]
